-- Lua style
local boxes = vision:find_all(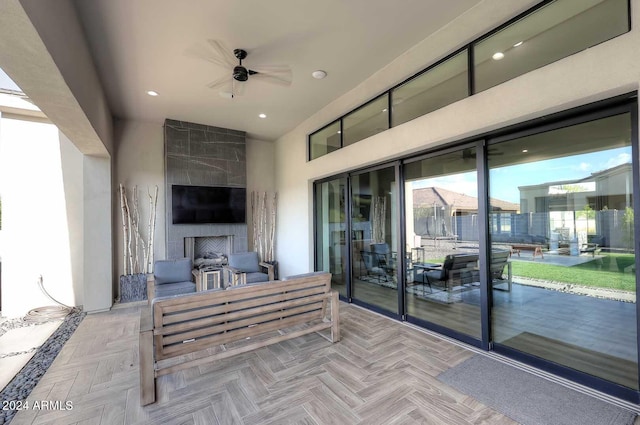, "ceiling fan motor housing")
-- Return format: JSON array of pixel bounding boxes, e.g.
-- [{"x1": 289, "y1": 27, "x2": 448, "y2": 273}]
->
[{"x1": 233, "y1": 66, "x2": 249, "y2": 81}]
